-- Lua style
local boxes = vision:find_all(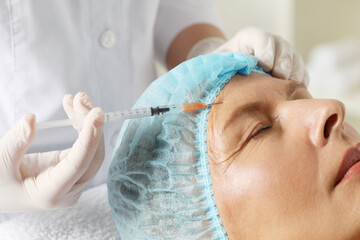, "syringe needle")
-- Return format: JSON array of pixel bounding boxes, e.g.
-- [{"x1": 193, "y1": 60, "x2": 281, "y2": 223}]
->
[
  {"x1": 206, "y1": 102, "x2": 223, "y2": 108},
  {"x1": 181, "y1": 102, "x2": 222, "y2": 112}
]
